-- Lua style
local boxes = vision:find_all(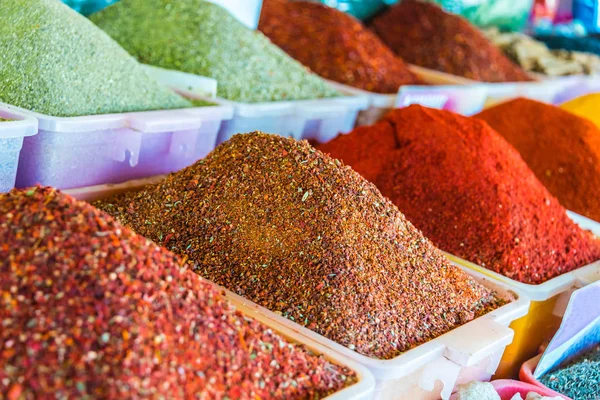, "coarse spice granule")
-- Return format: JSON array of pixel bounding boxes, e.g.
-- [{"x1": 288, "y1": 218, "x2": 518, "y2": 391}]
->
[
  {"x1": 318, "y1": 105, "x2": 600, "y2": 284},
  {"x1": 90, "y1": 0, "x2": 341, "y2": 103},
  {"x1": 258, "y1": 0, "x2": 421, "y2": 93},
  {"x1": 476, "y1": 98, "x2": 600, "y2": 223},
  {"x1": 0, "y1": 186, "x2": 356, "y2": 399},
  {"x1": 540, "y1": 345, "x2": 600, "y2": 399},
  {"x1": 369, "y1": 0, "x2": 533, "y2": 83},
  {"x1": 96, "y1": 131, "x2": 503, "y2": 360},
  {"x1": 0, "y1": 0, "x2": 190, "y2": 118}
]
